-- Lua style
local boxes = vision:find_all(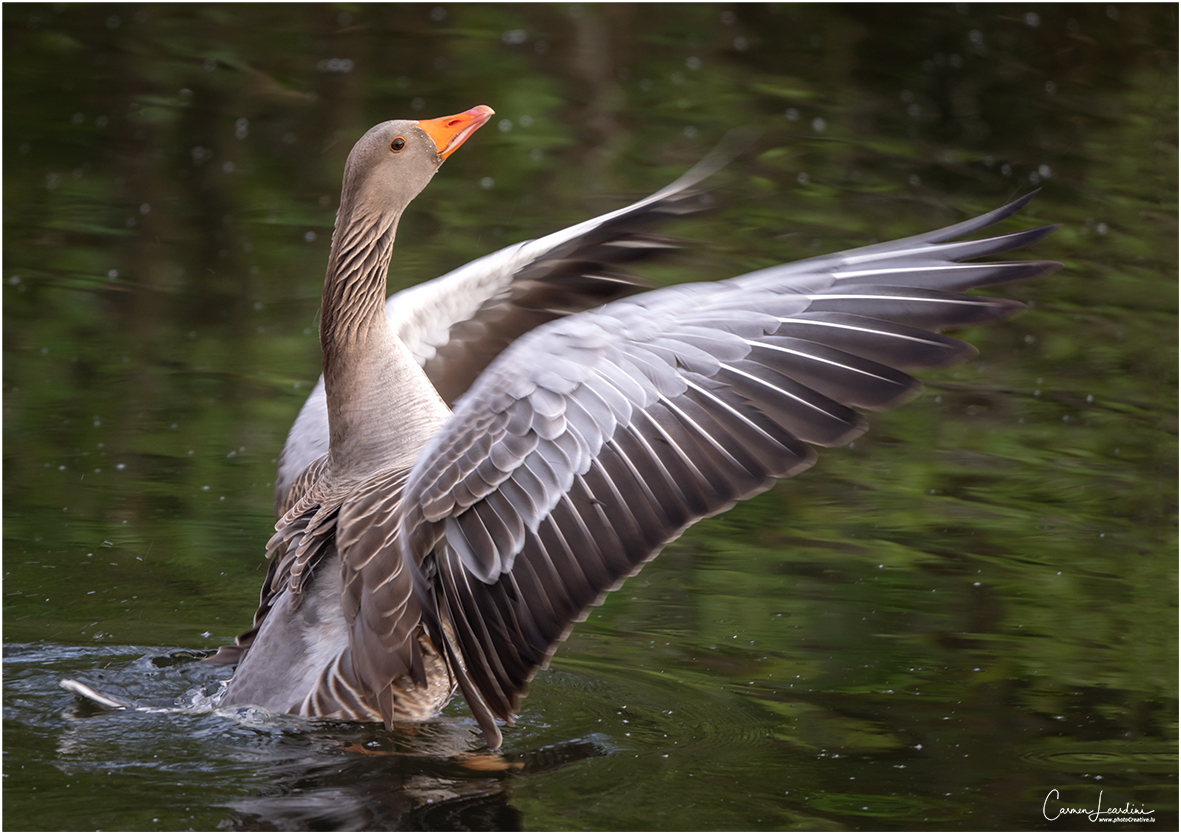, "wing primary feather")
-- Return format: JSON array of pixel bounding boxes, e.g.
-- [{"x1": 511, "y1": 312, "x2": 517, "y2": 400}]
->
[
  {"x1": 443, "y1": 558, "x2": 516, "y2": 714},
  {"x1": 534, "y1": 507, "x2": 596, "y2": 605},
  {"x1": 440, "y1": 634, "x2": 503, "y2": 749},
  {"x1": 771, "y1": 313, "x2": 976, "y2": 369}
]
